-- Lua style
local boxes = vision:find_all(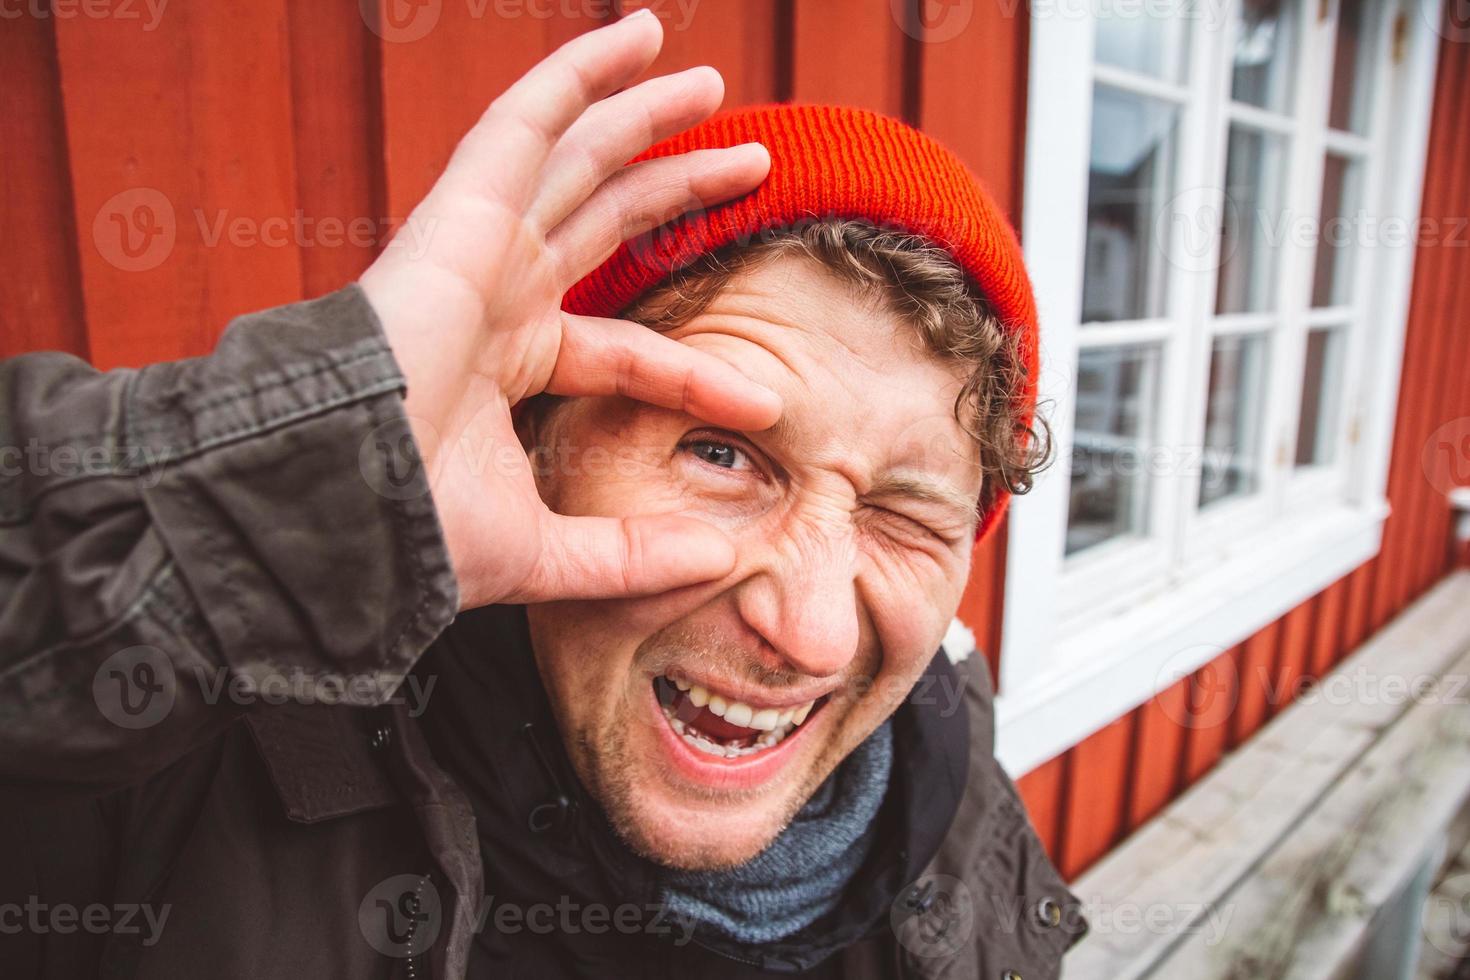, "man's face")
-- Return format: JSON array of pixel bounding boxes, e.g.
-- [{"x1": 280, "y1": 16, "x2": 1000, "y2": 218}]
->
[{"x1": 524, "y1": 254, "x2": 981, "y2": 870}]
